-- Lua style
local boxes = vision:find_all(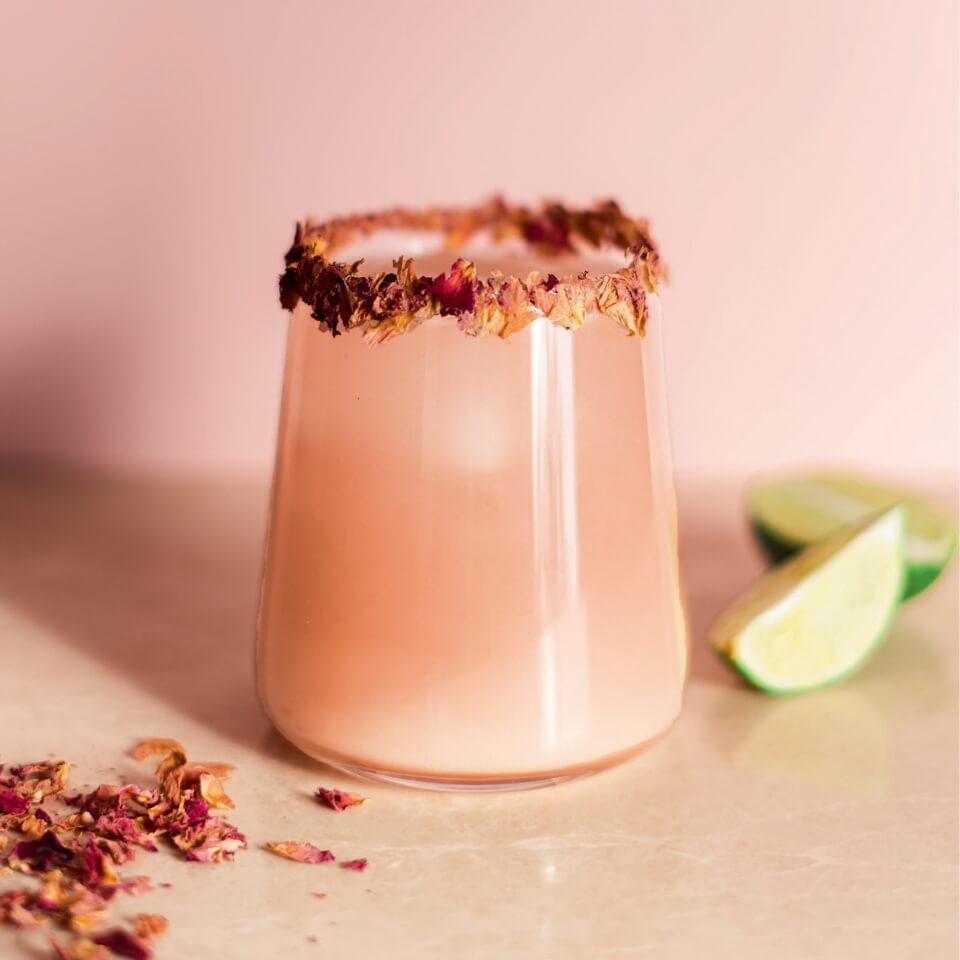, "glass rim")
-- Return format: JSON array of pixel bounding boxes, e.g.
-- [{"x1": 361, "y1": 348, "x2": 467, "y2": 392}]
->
[{"x1": 278, "y1": 197, "x2": 665, "y2": 346}]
